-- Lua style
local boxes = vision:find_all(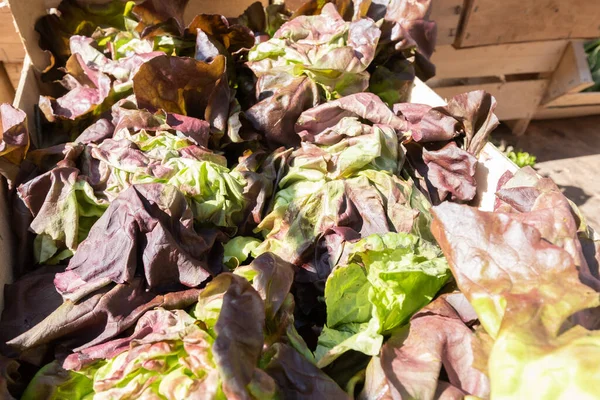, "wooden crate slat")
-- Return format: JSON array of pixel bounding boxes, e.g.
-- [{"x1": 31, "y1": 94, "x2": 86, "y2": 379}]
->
[
  {"x1": 4, "y1": 62, "x2": 21, "y2": 89},
  {"x1": 534, "y1": 105, "x2": 600, "y2": 120},
  {"x1": 0, "y1": 3, "x2": 25, "y2": 63},
  {"x1": 543, "y1": 92, "x2": 600, "y2": 108},
  {"x1": 430, "y1": 0, "x2": 464, "y2": 46},
  {"x1": 458, "y1": 0, "x2": 600, "y2": 48},
  {"x1": 542, "y1": 41, "x2": 594, "y2": 106},
  {"x1": 431, "y1": 40, "x2": 567, "y2": 80},
  {"x1": 0, "y1": 63, "x2": 15, "y2": 104},
  {"x1": 433, "y1": 80, "x2": 549, "y2": 120}
]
